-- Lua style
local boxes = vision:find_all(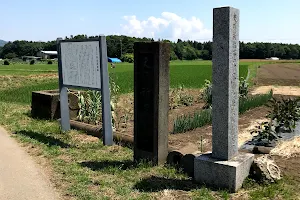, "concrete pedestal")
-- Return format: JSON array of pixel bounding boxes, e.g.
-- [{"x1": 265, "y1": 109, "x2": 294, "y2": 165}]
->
[
  {"x1": 194, "y1": 152, "x2": 254, "y2": 192},
  {"x1": 31, "y1": 90, "x2": 79, "y2": 120}
]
